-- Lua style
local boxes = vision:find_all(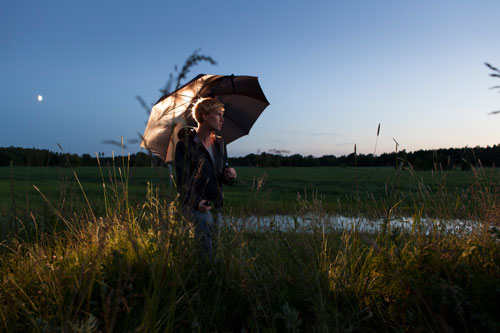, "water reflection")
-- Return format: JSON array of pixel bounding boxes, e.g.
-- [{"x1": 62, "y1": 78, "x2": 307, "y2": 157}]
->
[{"x1": 225, "y1": 214, "x2": 481, "y2": 235}]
